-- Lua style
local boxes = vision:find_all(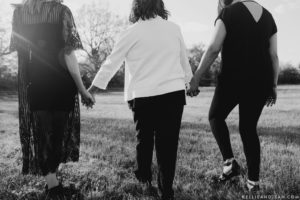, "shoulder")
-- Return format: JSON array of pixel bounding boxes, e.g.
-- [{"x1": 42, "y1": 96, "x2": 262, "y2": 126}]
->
[
  {"x1": 159, "y1": 19, "x2": 182, "y2": 34},
  {"x1": 124, "y1": 23, "x2": 139, "y2": 34},
  {"x1": 219, "y1": 3, "x2": 235, "y2": 14},
  {"x1": 116, "y1": 23, "x2": 139, "y2": 41},
  {"x1": 60, "y1": 3, "x2": 71, "y2": 11},
  {"x1": 56, "y1": 3, "x2": 73, "y2": 16},
  {"x1": 263, "y1": 7, "x2": 275, "y2": 20},
  {"x1": 217, "y1": 3, "x2": 244, "y2": 23},
  {"x1": 221, "y1": 2, "x2": 243, "y2": 16},
  {"x1": 11, "y1": 4, "x2": 23, "y2": 24},
  {"x1": 167, "y1": 20, "x2": 181, "y2": 30},
  {"x1": 12, "y1": 4, "x2": 23, "y2": 15}
]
